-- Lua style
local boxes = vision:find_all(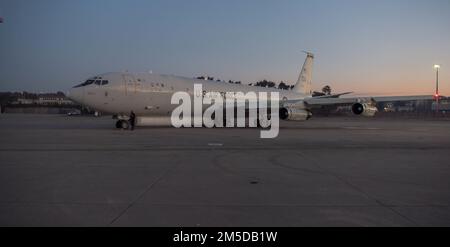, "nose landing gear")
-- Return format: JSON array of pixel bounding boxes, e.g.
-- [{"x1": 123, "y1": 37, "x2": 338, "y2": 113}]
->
[{"x1": 115, "y1": 120, "x2": 129, "y2": 130}]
